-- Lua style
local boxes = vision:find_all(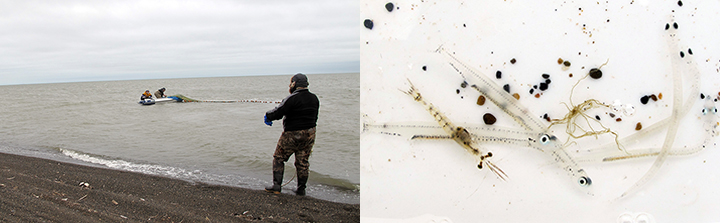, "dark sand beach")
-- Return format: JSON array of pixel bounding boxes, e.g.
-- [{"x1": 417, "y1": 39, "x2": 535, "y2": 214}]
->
[{"x1": 0, "y1": 152, "x2": 359, "y2": 222}]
